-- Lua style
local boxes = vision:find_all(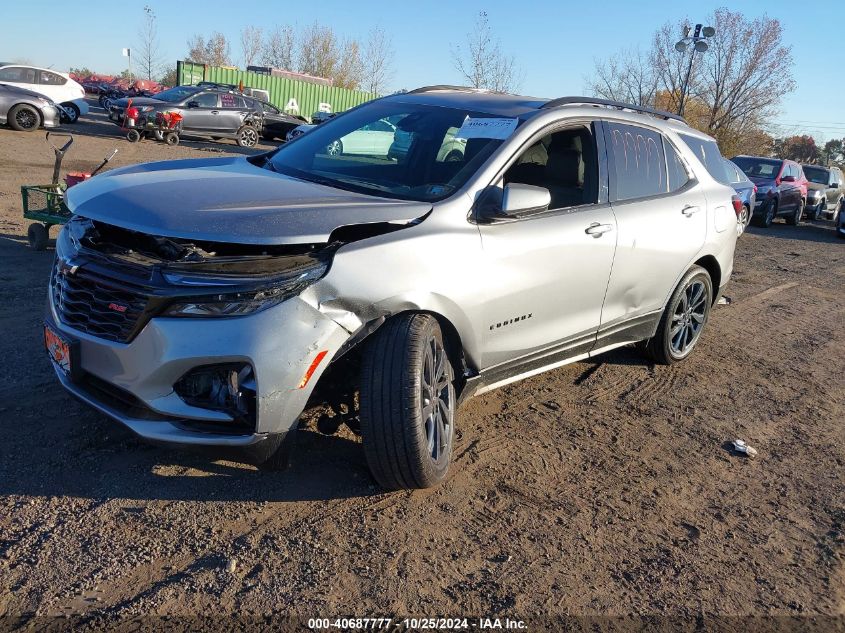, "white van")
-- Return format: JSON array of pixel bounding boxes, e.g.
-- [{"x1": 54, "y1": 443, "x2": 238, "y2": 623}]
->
[{"x1": 0, "y1": 64, "x2": 88, "y2": 122}]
